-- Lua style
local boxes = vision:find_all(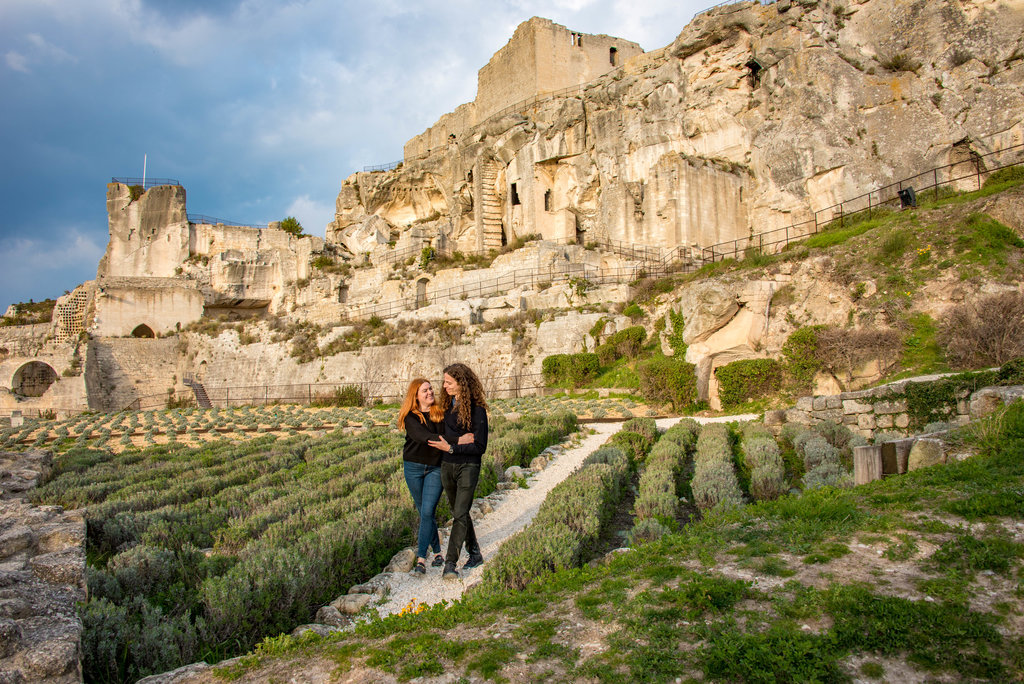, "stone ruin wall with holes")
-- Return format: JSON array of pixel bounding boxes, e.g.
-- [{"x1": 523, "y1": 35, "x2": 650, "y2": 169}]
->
[{"x1": 331, "y1": 0, "x2": 1024, "y2": 260}]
